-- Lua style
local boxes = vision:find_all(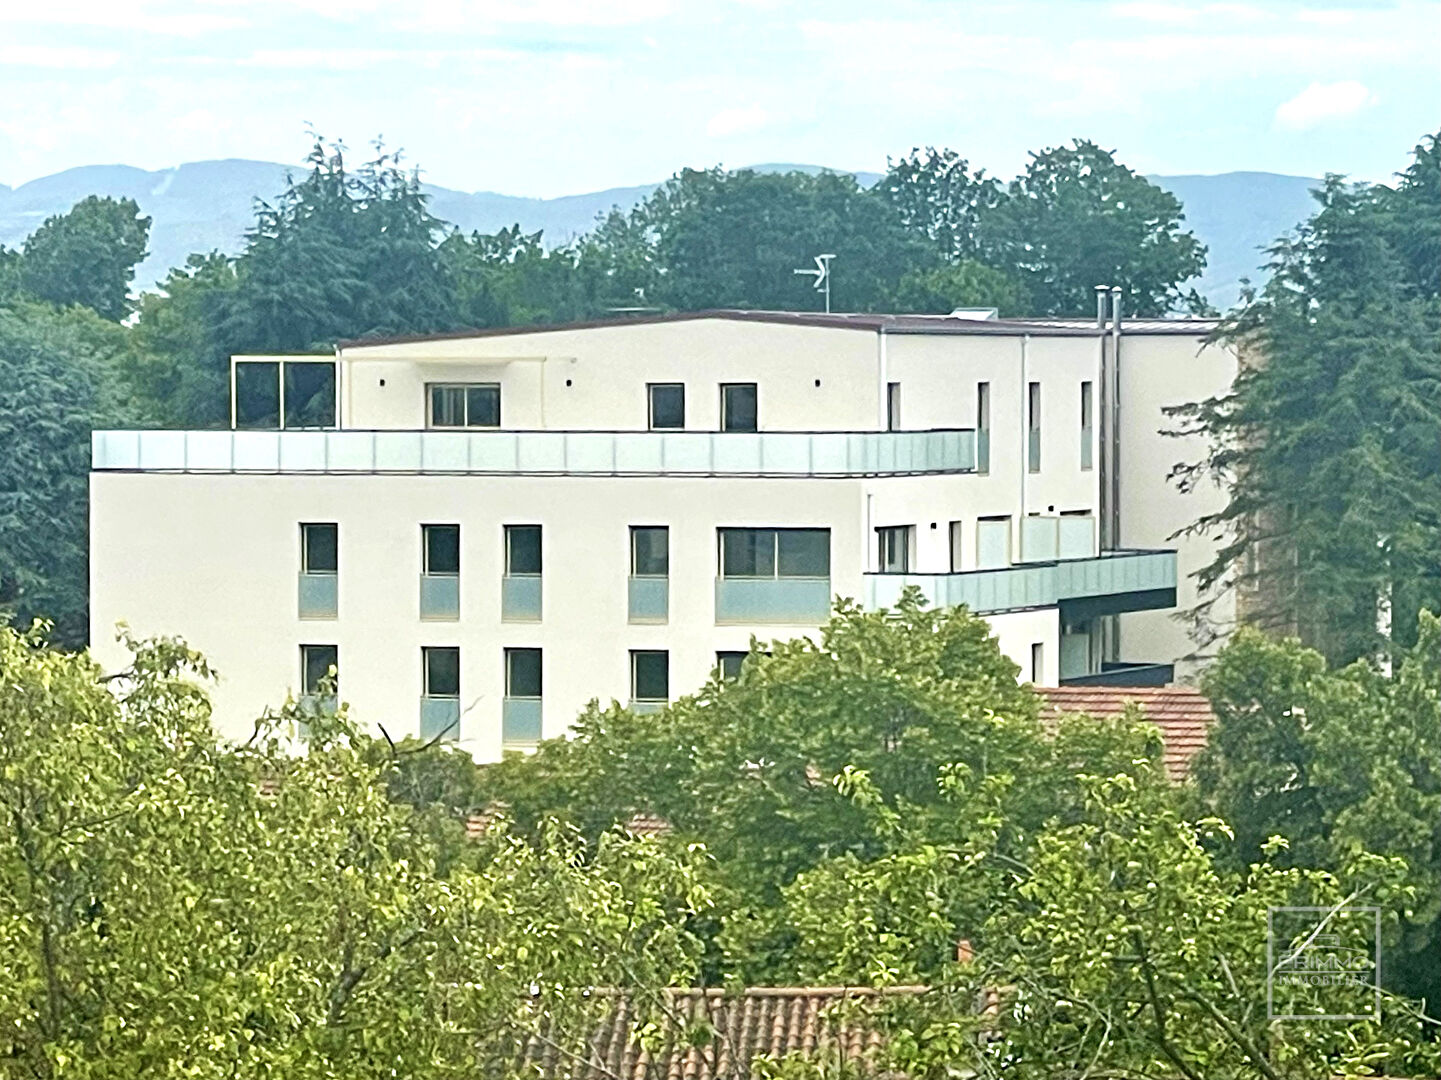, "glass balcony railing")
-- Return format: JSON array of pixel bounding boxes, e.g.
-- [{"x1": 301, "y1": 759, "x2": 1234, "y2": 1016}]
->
[
  {"x1": 298, "y1": 572, "x2": 337, "y2": 619},
  {"x1": 976, "y1": 429, "x2": 990, "y2": 473},
  {"x1": 420, "y1": 574, "x2": 460, "y2": 620},
  {"x1": 501, "y1": 574, "x2": 542, "y2": 621},
  {"x1": 715, "y1": 577, "x2": 832, "y2": 624},
  {"x1": 865, "y1": 550, "x2": 1176, "y2": 615},
  {"x1": 92, "y1": 428, "x2": 976, "y2": 477},
  {"x1": 419, "y1": 696, "x2": 461, "y2": 742},
  {"x1": 628, "y1": 575, "x2": 669, "y2": 623},
  {"x1": 629, "y1": 699, "x2": 667, "y2": 715},
  {"x1": 502, "y1": 697, "x2": 543, "y2": 748},
  {"x1": 1027, "y1": 428, "x2": 1041, "y2": 472}
]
